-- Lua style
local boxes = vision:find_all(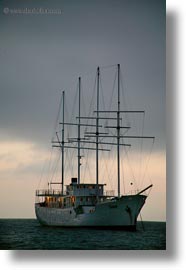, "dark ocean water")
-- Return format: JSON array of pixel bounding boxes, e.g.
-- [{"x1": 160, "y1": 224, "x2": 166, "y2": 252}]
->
[{"x1": 0, "y1": 219, "x2": 166, "y2": 250}]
